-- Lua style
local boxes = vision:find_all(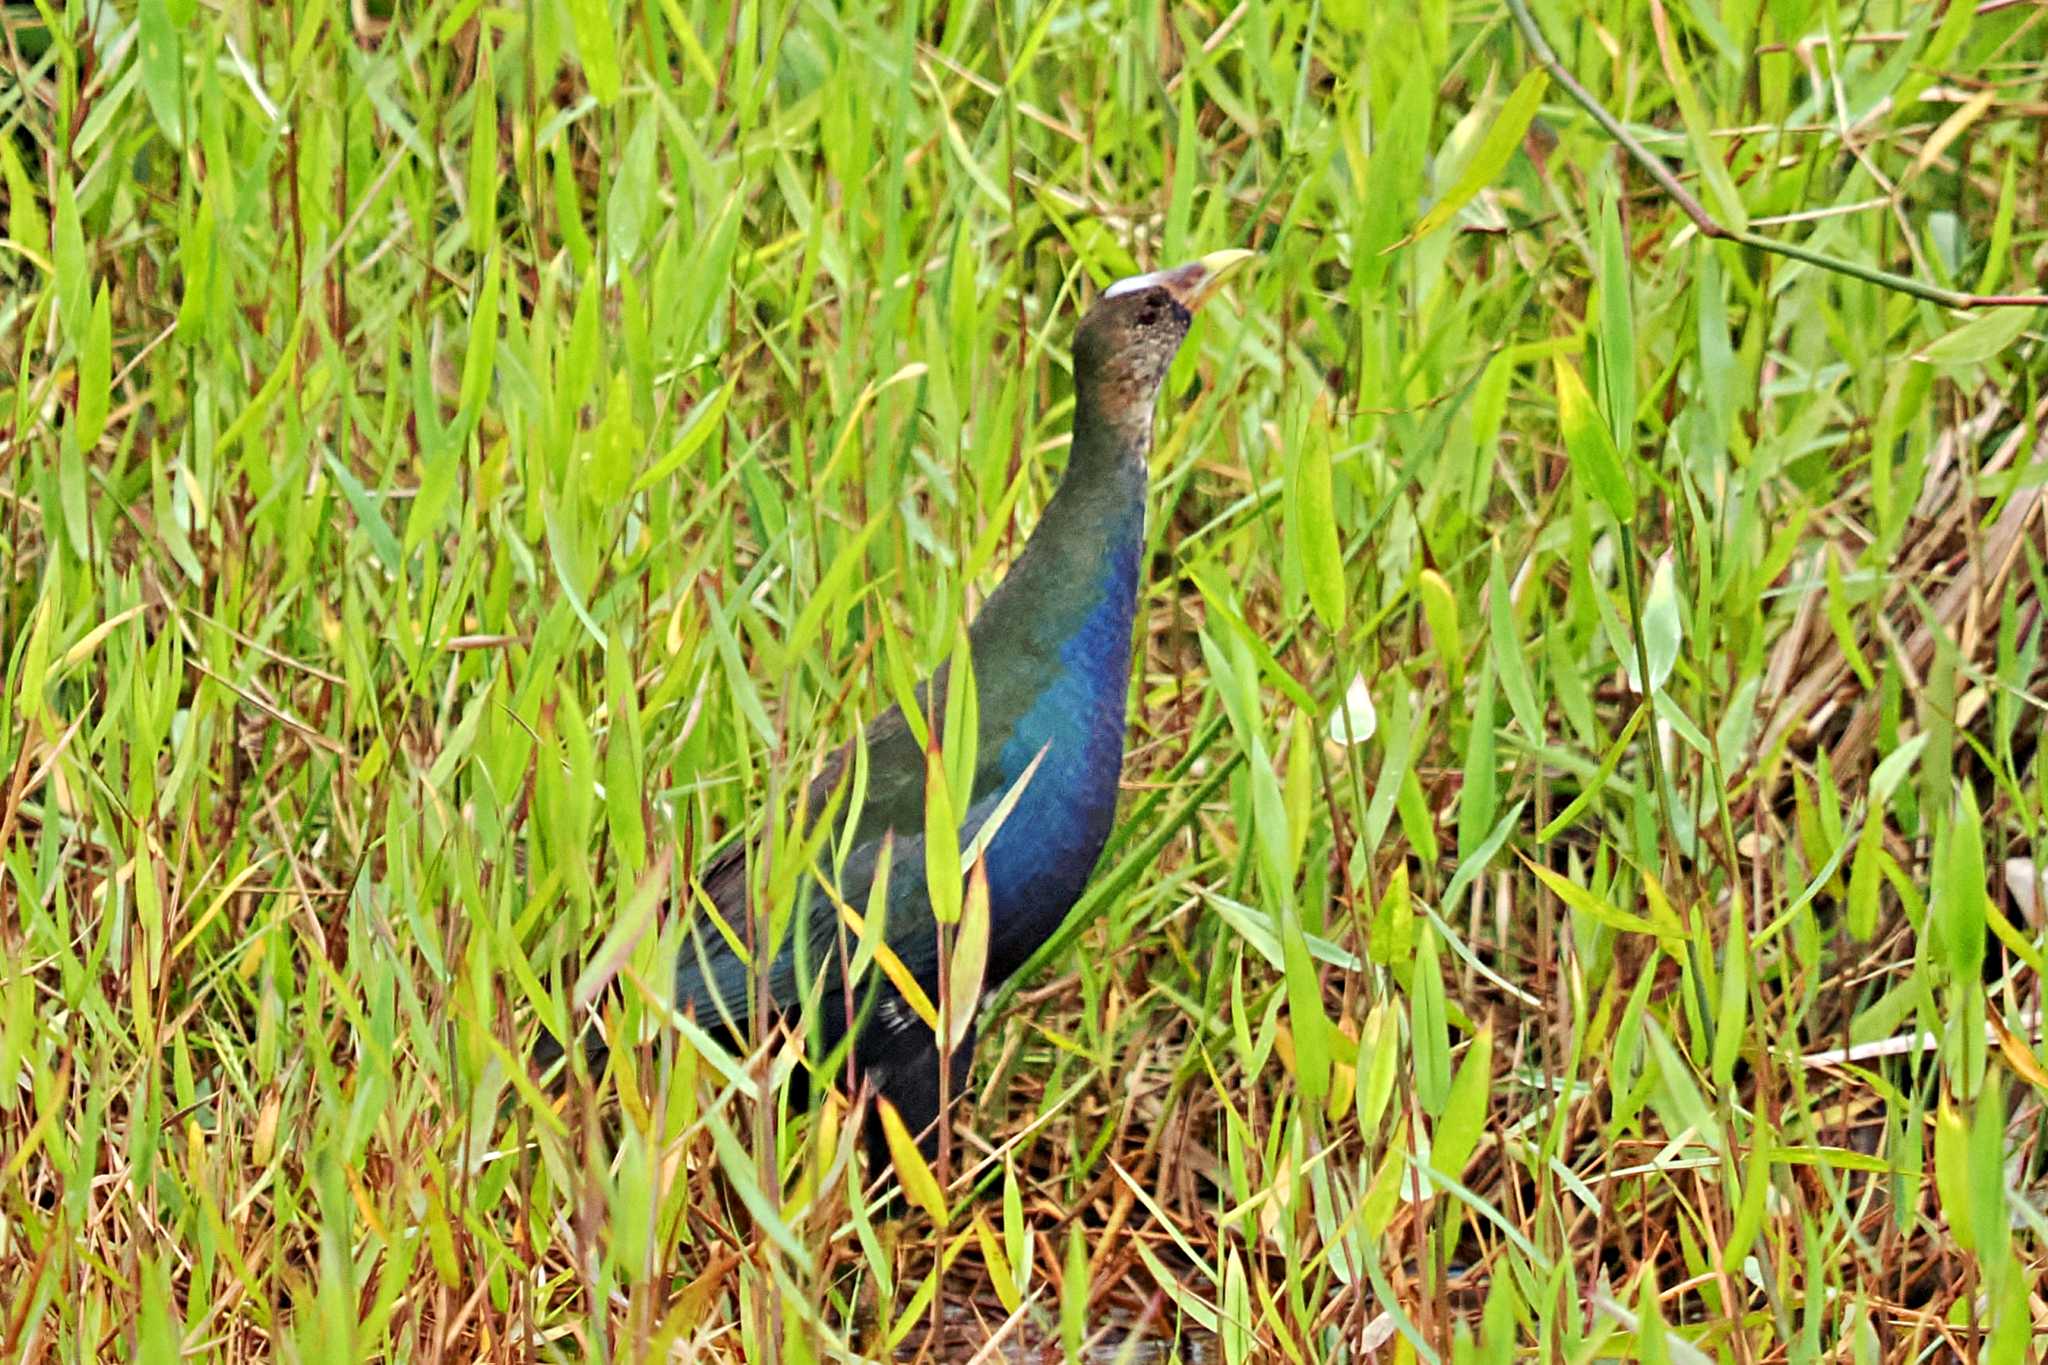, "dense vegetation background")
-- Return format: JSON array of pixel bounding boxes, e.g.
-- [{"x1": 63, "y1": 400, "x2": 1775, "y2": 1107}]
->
[{"x1": 3, "y1": 0, "x2": 2046, "y2": 1358}]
